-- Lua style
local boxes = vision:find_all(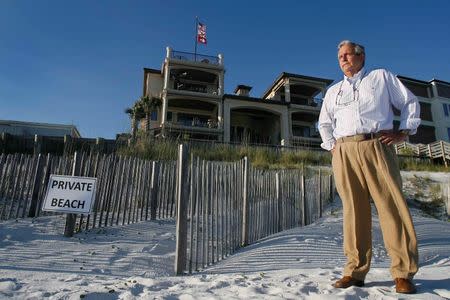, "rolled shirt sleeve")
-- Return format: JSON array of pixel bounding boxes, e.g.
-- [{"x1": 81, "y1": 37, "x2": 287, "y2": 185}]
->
[
  {"x1": 385, "y1": 71, "x2": 421, "y2": 135},
  {"x1": 318, "y1": 89, "x2": 336, "y2": 151}
]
